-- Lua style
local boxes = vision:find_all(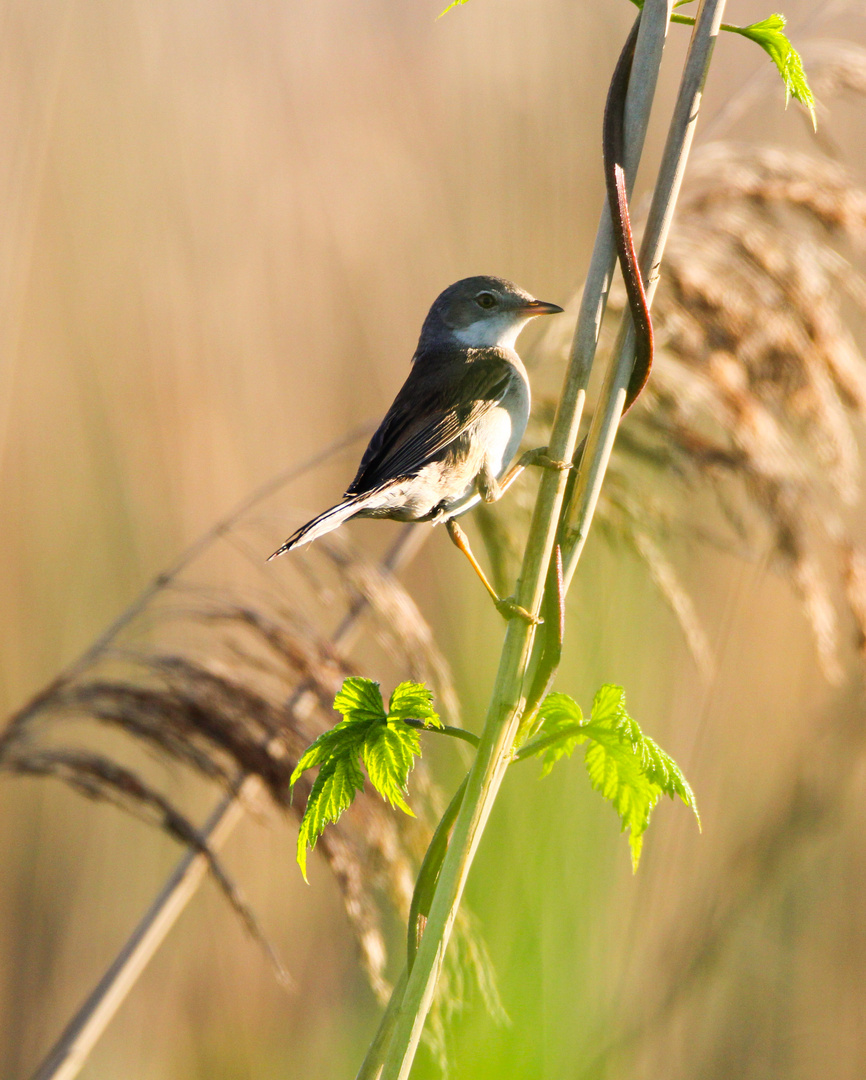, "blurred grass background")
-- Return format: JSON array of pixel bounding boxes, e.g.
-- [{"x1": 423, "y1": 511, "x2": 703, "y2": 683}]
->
[{"x1": 2, "y1": 0, "x2": 866, "y2": 1077}]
